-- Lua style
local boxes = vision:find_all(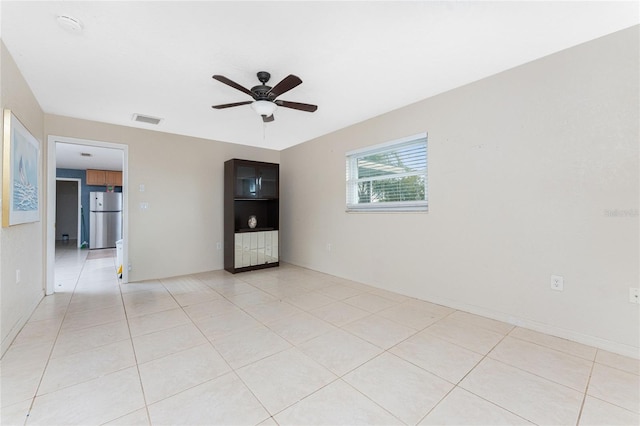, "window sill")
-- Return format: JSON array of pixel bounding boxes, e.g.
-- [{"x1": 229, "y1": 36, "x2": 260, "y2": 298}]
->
[{"x1": 345, "y1": 205, "x2": 428, "y2": 213}]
